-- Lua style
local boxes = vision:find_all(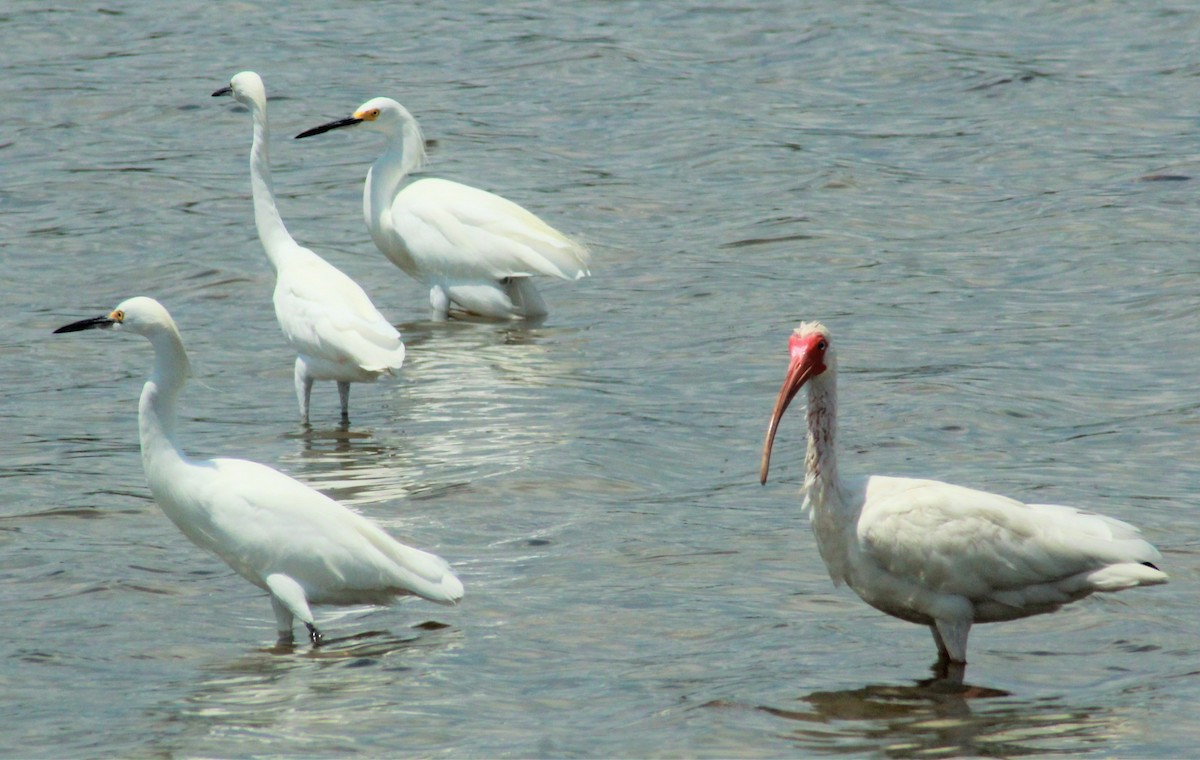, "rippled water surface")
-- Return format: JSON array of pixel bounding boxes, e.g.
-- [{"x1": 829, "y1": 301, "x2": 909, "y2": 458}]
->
[{"x1": 4, "y1": 1, "x2": 1200, "y2": 757}]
